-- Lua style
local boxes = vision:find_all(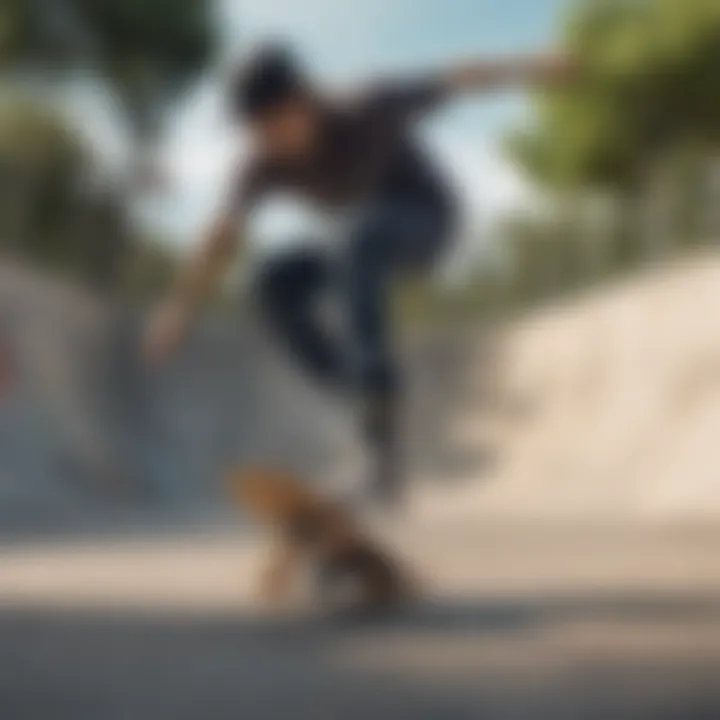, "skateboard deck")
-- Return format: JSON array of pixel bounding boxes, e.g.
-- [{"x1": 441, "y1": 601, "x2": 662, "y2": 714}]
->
[{"x1": 227, "y1": 467, "x2": 414, "y2": 613}]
